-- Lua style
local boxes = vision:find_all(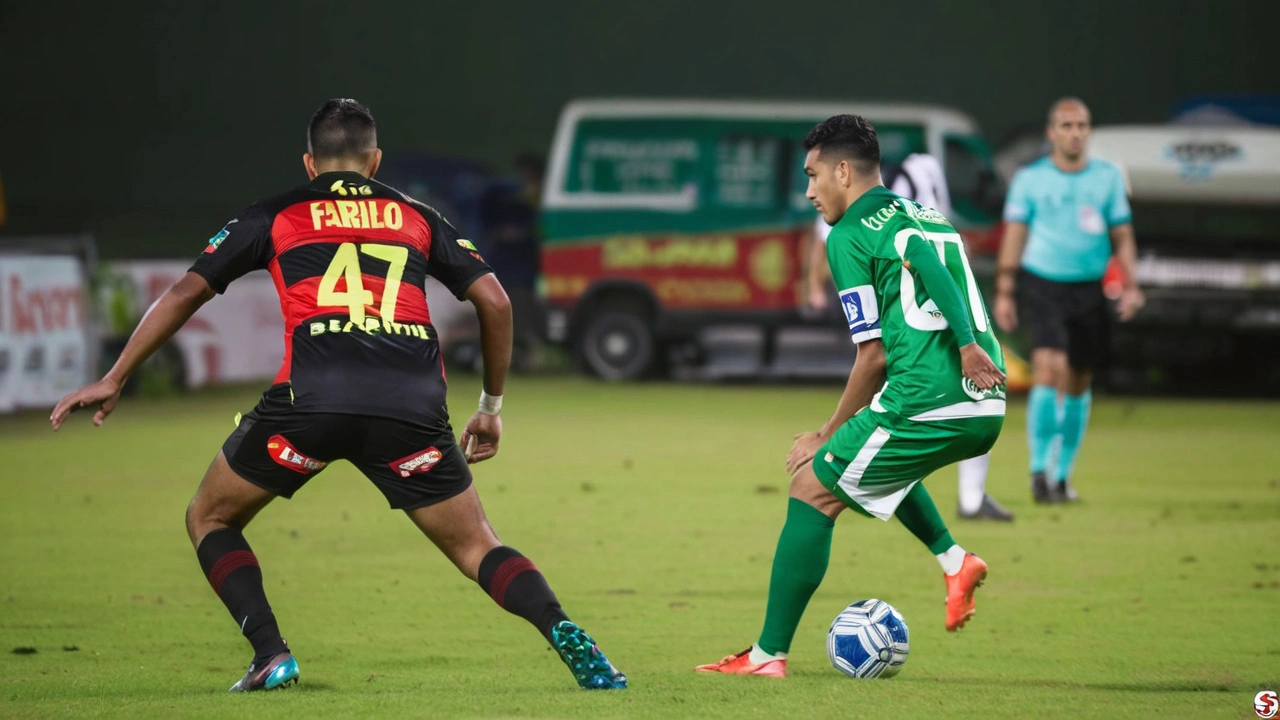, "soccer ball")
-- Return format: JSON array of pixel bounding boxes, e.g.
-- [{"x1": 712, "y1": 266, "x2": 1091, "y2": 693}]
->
[{"x1": 826, "y1": 598, "x2": 910, "y2": 678}]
